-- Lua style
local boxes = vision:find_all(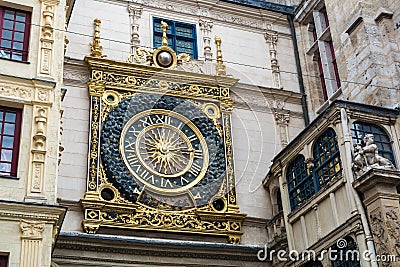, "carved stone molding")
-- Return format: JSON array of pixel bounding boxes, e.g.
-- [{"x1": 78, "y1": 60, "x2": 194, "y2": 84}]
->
[
  {"x1": 20, "y1": 220, "x2": 45, "y2": 239},
  {"x1": 265, "y1": 30, "x2": 282, "y2": 89},
  {"x1": 38, "y1": 2, "x2": 57, "y2": 75},
  {"x1": 275, "y1": 112, "x2": 290, "y2": 147},
  {"x1": 0, "y1": 83, "x2": 32, "y2": 100},
  {"x1": 128, "y1": 4, "x2": 143, "y2": 51},
  {"x1": 127, "y1": 0, "x2": 273, "y2": 30},
  {"x1": 199, "y1": 19, "x2": 213, "y2": 61}
]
